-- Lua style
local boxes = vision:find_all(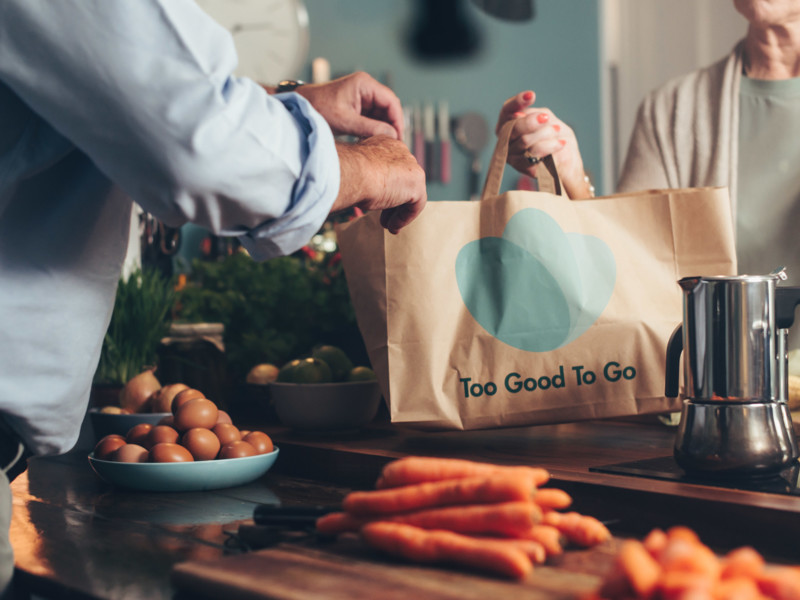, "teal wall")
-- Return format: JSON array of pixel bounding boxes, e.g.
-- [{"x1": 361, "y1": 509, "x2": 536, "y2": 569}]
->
[{"x1": 300, "y1": 0, "x2": 604, "y2": 200}]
